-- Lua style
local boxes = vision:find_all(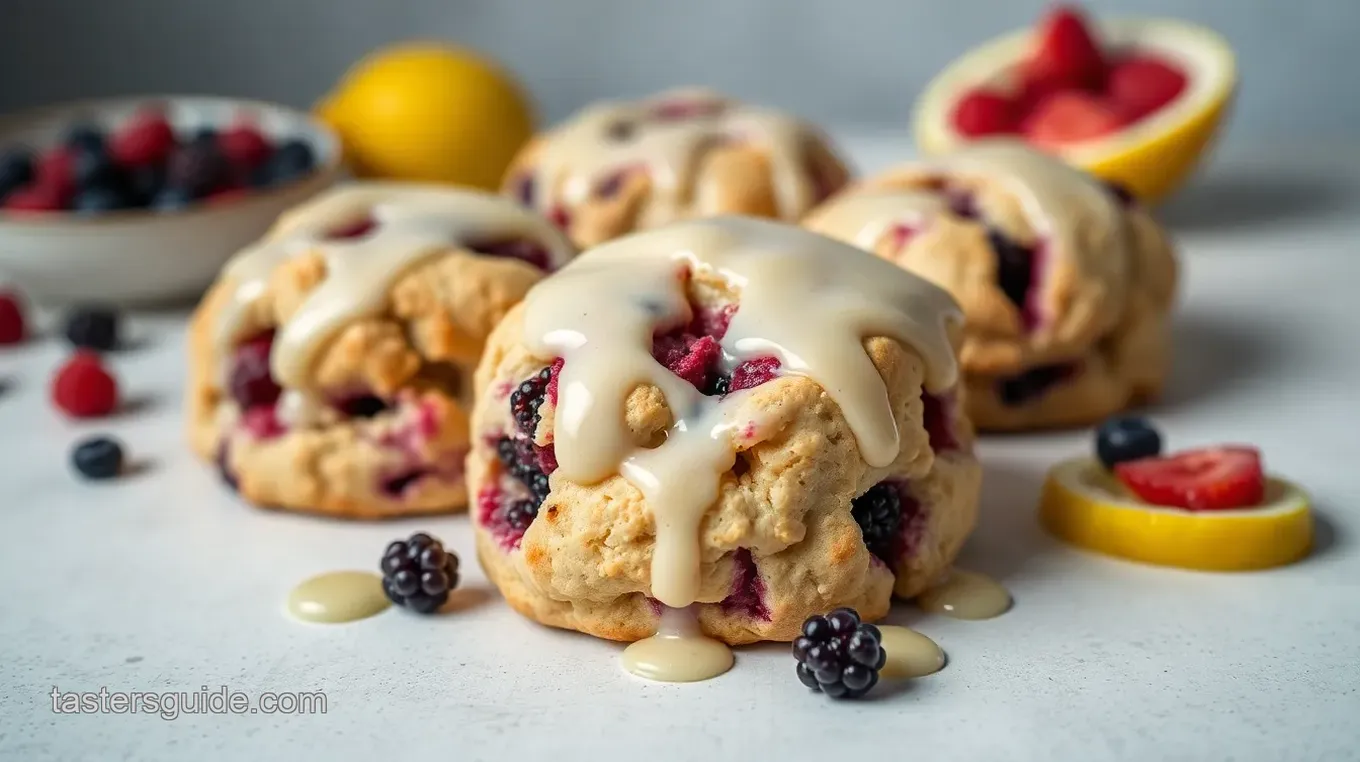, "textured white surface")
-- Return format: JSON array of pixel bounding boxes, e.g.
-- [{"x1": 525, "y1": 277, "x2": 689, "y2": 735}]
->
[{"x1": 2, "y1": 134, "x2": 1359, "y2": 762}]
